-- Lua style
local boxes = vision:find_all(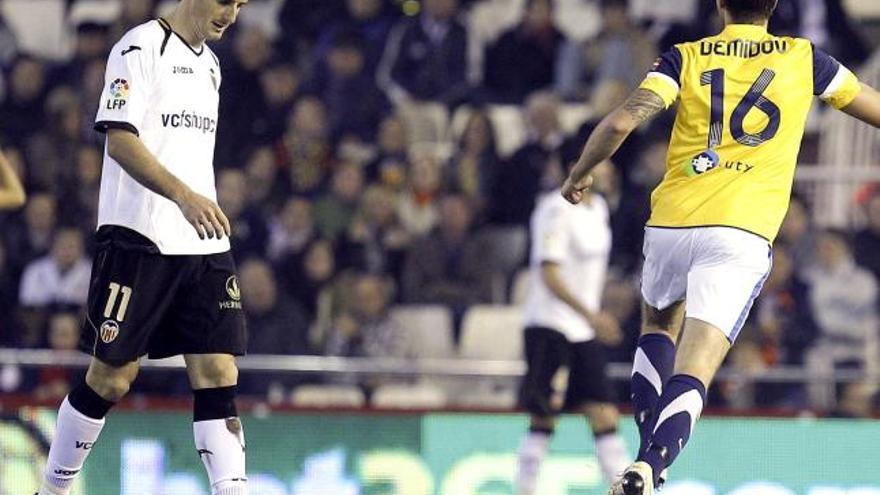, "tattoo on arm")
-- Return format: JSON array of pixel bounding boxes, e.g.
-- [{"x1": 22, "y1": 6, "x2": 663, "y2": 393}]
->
[{"x1": 622, "y1": 89, "x2": 666, "y2": 125}]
